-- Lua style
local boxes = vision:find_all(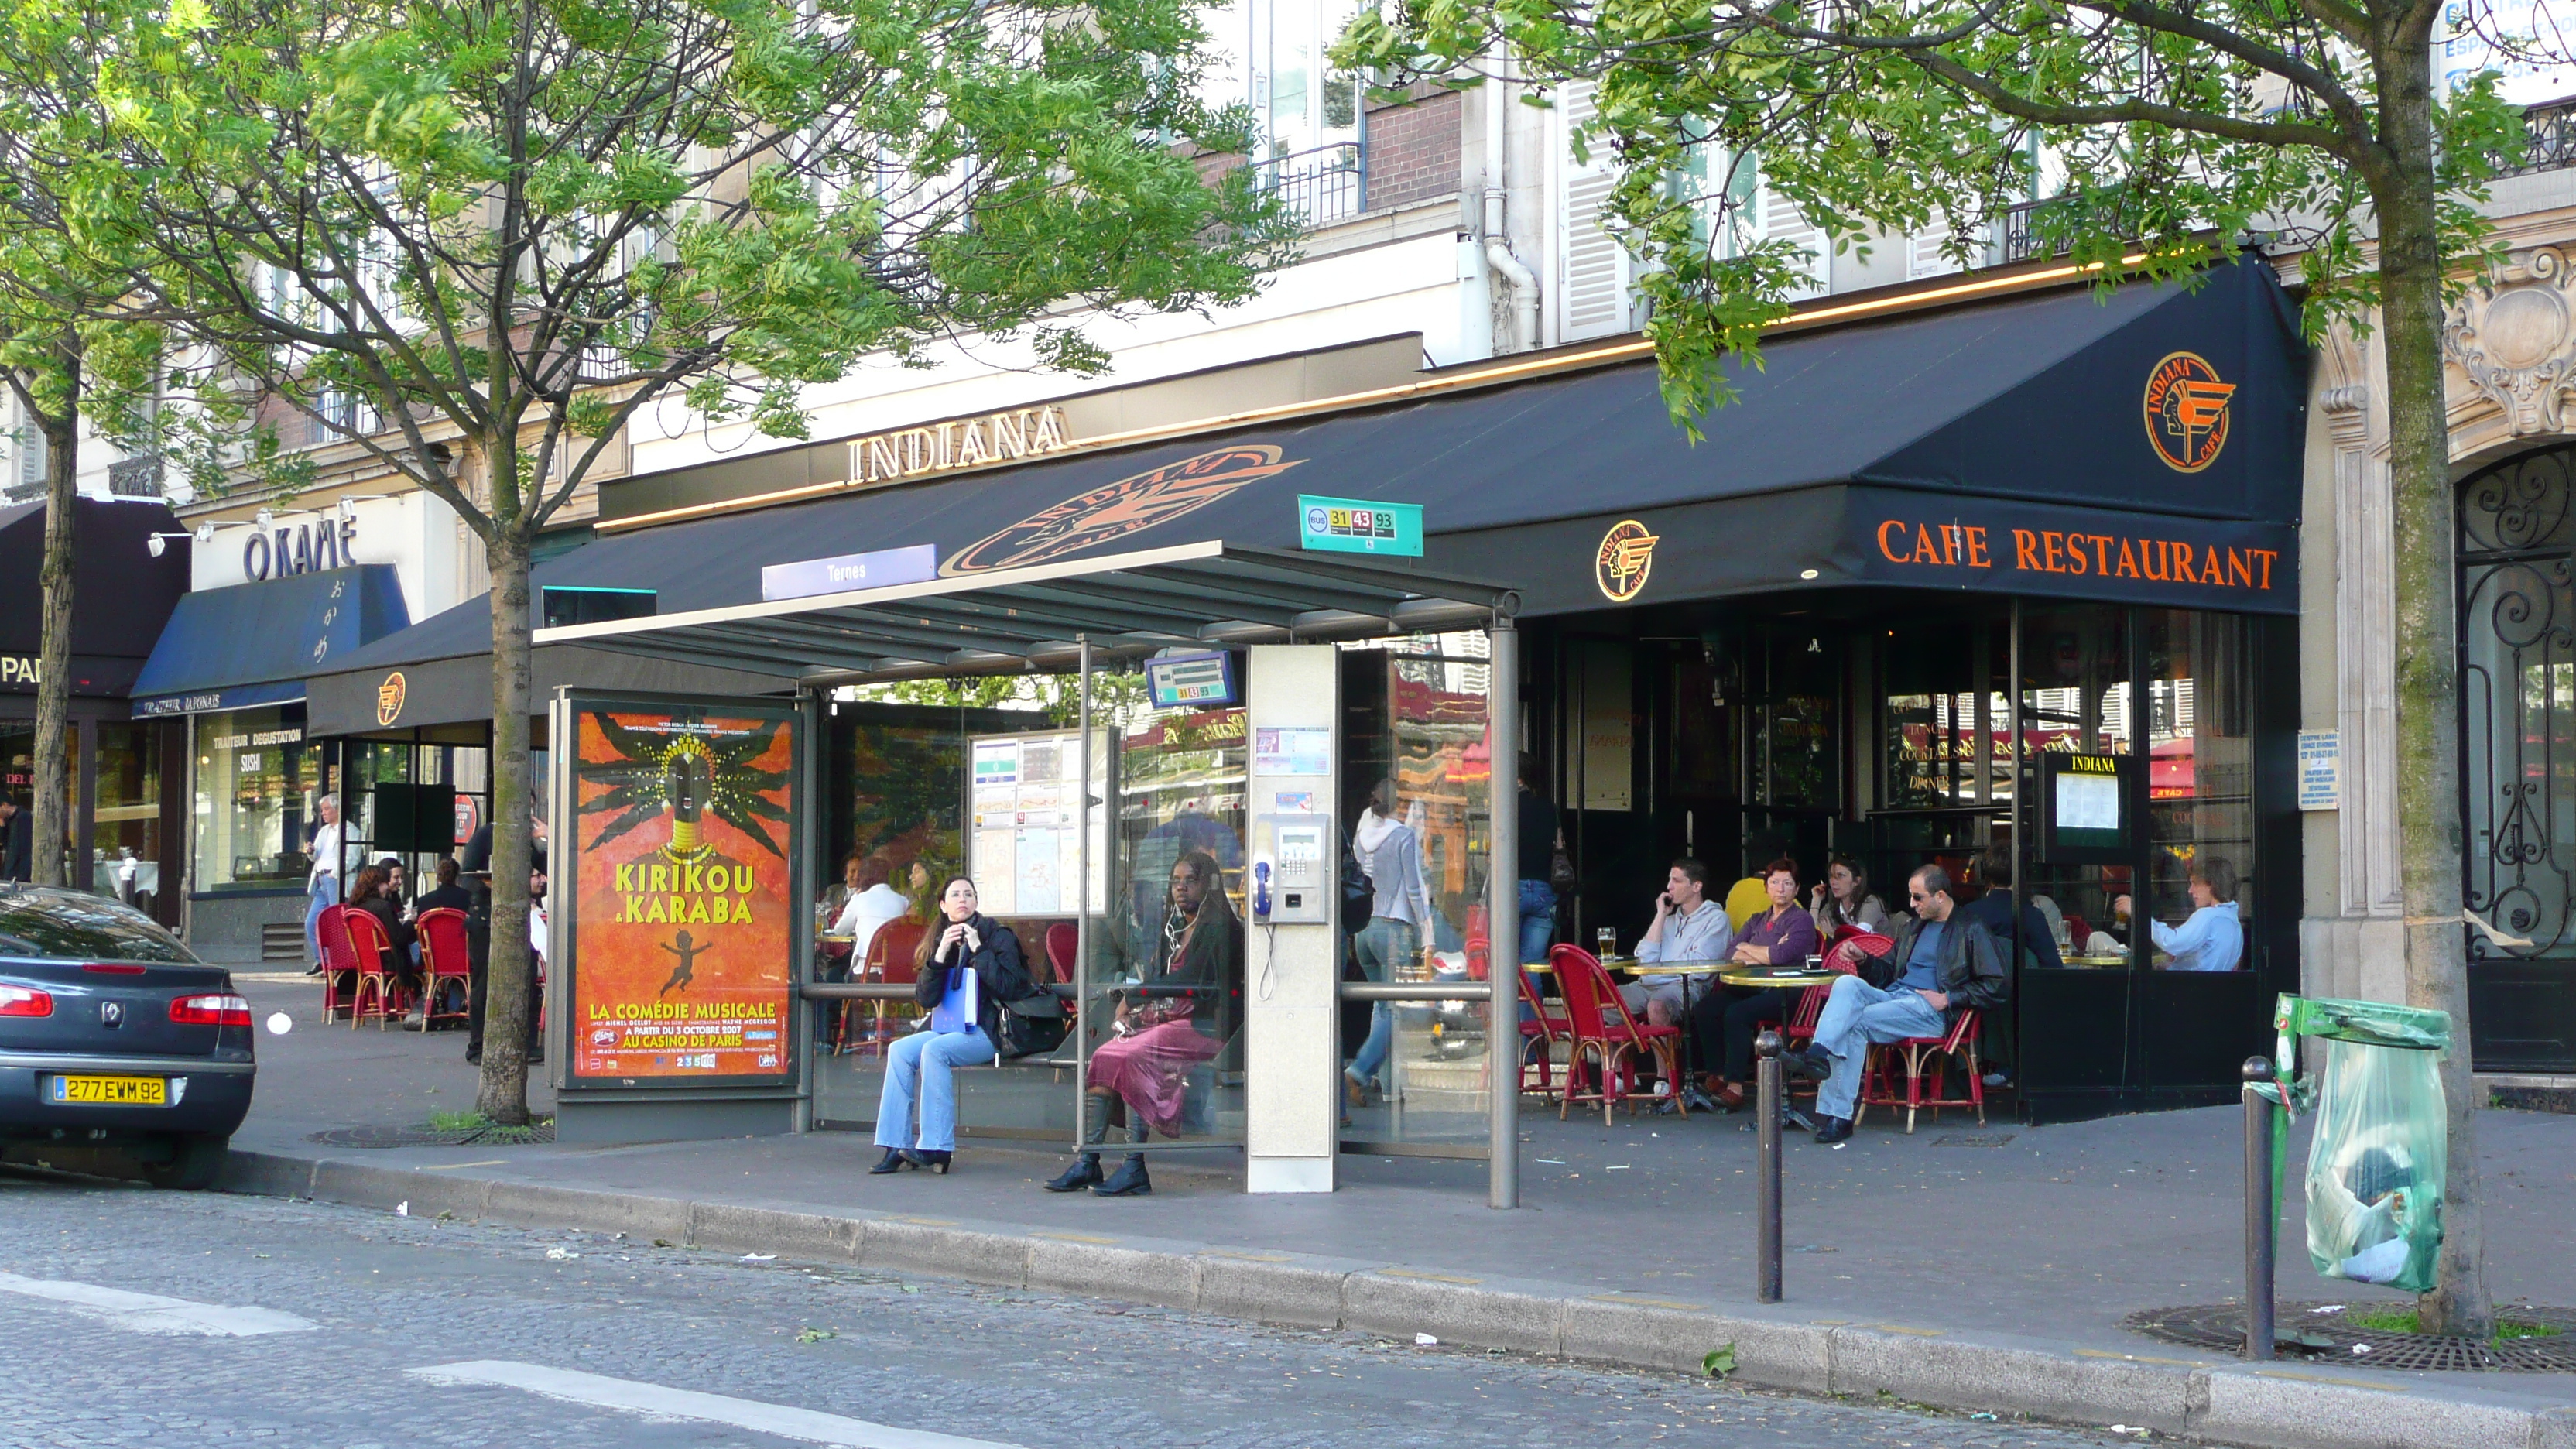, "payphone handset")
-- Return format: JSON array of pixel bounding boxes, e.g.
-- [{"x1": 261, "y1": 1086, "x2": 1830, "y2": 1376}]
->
[{"x1": 1252, "y1": 813, "x2": 1334, "y2": 924}]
